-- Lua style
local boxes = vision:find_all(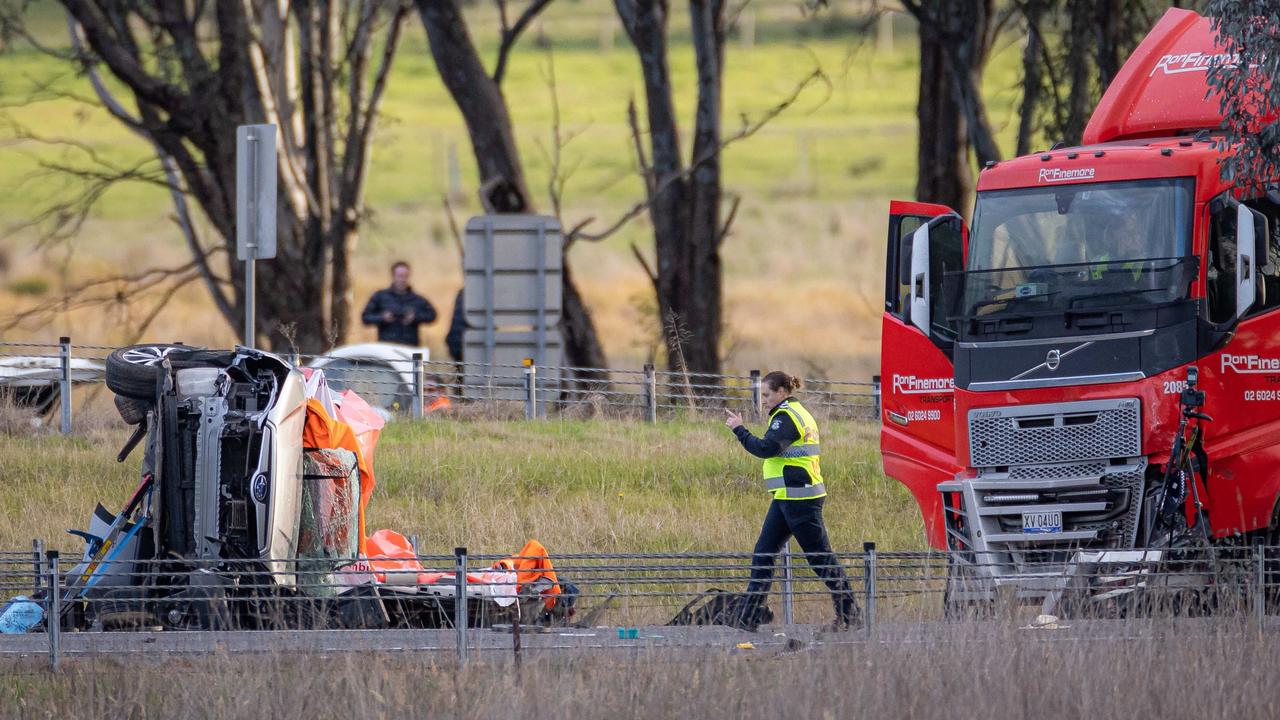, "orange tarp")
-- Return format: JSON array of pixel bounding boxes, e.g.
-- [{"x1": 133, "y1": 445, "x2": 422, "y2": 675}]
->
[
  {"x1": 302, "y1": 398, "x2": 376, "y2": 554},
  {"x1": 364, "y1": 529, "x2": 492, "y2": 586},
  {"x1": 493, "y1": 539, "x2": 562, "y2": 609},
  {"x1": 336, "y1": 389, "x2": 384, "y2": 467}
]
